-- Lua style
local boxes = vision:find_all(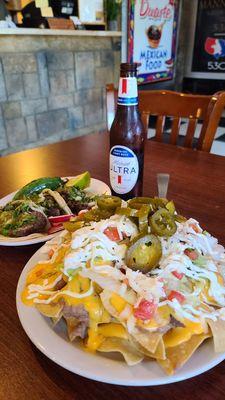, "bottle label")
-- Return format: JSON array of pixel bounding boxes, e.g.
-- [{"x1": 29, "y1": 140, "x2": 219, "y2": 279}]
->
[
  {"x1": 110, "y1": 145, "x2": 139, "y2": 195},
  {"x1": 117, "y1": 77, "x2": 138, "y2": 106}
]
